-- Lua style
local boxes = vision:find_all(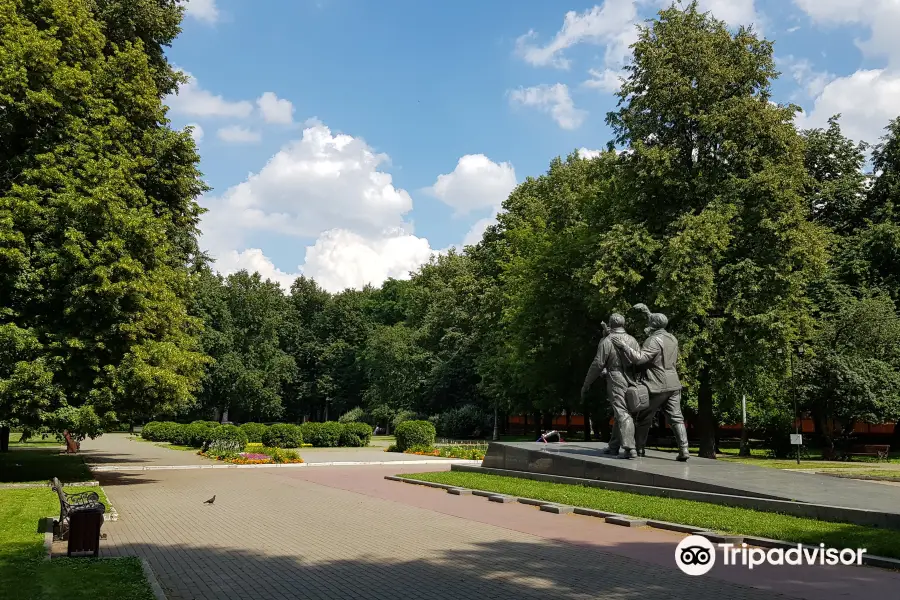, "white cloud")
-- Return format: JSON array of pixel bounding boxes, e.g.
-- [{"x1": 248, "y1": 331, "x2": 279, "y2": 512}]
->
[
  {"x1": 257, "y1": 92, "x2": 294, "y2": 124},
  {"x1": 426, "y1": 154, "x2": 517, "y2": 215},
  {"x1": 184, "y1": 0, "x2": 220, "y2": 24},
  {"x1": 301, "y1": 229, "x2": 435, "y2": 292},
  {"x1": 199, "y1": 122, "x2": 438, "y2": 293},
  {"x1": 779, "y1": 55, "x2": 833, "y2": 98},
  {"x1": 583, "y1": 67, "x2": 623, "y2": 93},
  {"x1": 217, "y1": 125, "x2": 262, "y2": 143},
  {"x1": 696, "y1": 0, "x2": 759, "y2": 29},
  {"x1": 514, "y1": 1, "x2": 639, "y2": 70},
  {"x1": 793, "y1": 0, "x2": 900, "y2": 66},
  {"x1": 509, "y1": 84, "x2": 586, "y2": 130},
  {"x1": 578, "y1": 148, "x2": 604, "y2": 159},
  {"x1": 166, "y1": 71, "x2": 253, "y2": 118},
  {"x1": 796, "y1": 69, "x2": 900, "y2": 144},
  {"x1": 186, "y1": 123, "x2": 204, "y2": 144}
]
